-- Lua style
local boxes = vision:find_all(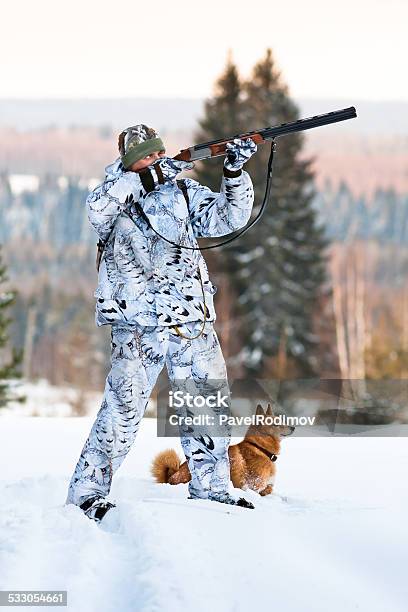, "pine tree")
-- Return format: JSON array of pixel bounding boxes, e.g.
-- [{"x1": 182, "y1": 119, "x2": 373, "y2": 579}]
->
[
  {"x1": 194, "y1": 49, "x2": 331, "y2": 378},
  {"x1": 0, "y1": 244, "x2": 26, "y2": 408}
]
